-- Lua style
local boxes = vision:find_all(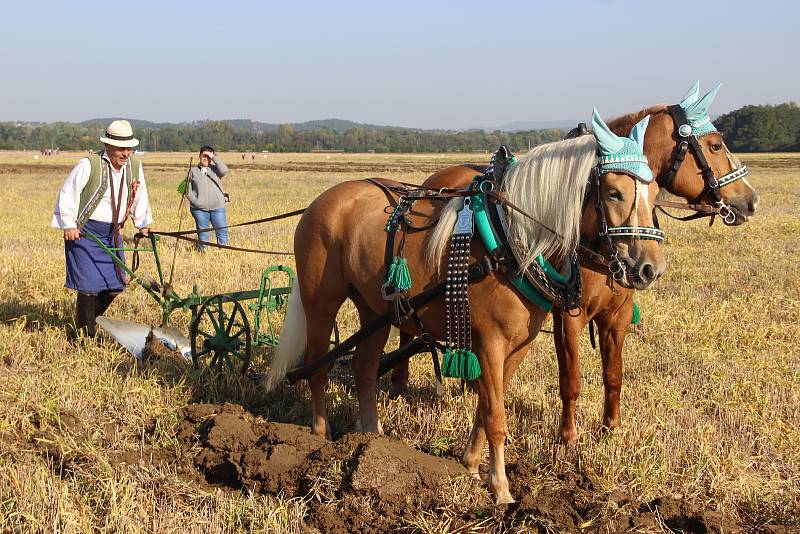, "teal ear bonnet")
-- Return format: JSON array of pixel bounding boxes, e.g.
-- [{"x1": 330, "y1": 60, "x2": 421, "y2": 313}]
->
[
  {"x1": 680, "y1": 81, "x2": 722, "y2": 138},
  {"x1": 592, "y1": 108, "x2": 653, "y2": 183}
]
